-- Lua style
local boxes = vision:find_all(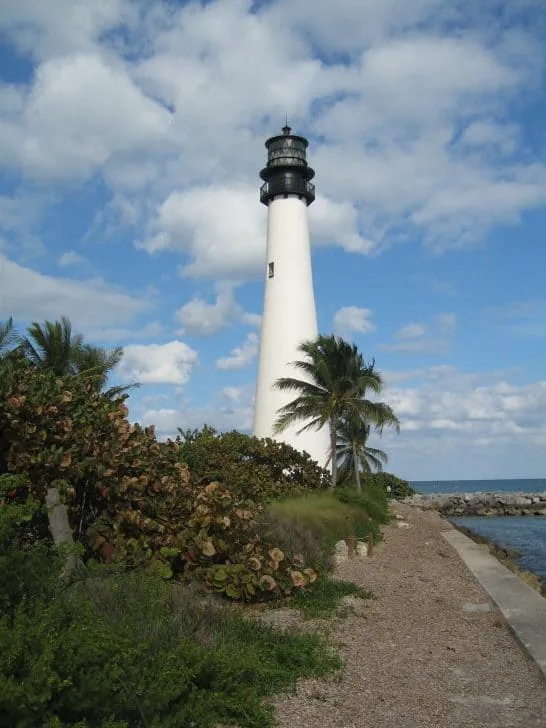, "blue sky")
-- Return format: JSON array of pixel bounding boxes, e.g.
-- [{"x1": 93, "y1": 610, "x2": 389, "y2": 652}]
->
[{"x1": 1, "y1": 0, "x2": 545, "y2": 481}]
